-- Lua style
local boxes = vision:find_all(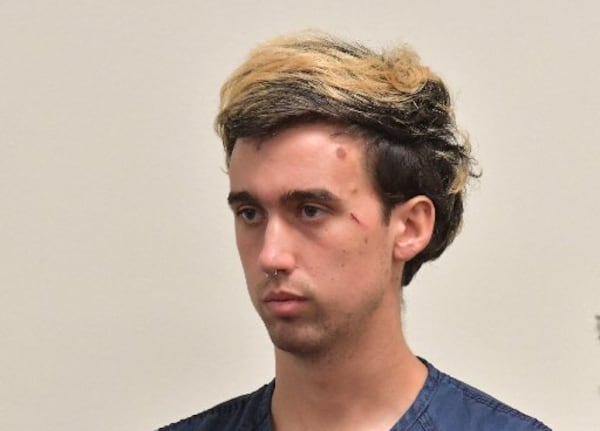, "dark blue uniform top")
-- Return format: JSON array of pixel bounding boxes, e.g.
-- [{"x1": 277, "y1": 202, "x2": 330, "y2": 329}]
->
[{"x1": 159, "y1": 359, "x2": 551, "y2": 431}]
